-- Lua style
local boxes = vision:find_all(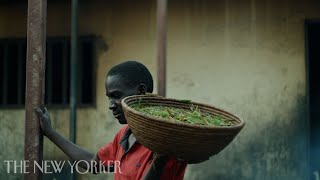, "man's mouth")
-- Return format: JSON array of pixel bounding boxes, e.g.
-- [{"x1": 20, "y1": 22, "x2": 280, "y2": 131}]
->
[{"x1": 114, "y1": 113, "x2": 123, "y2": 118}]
